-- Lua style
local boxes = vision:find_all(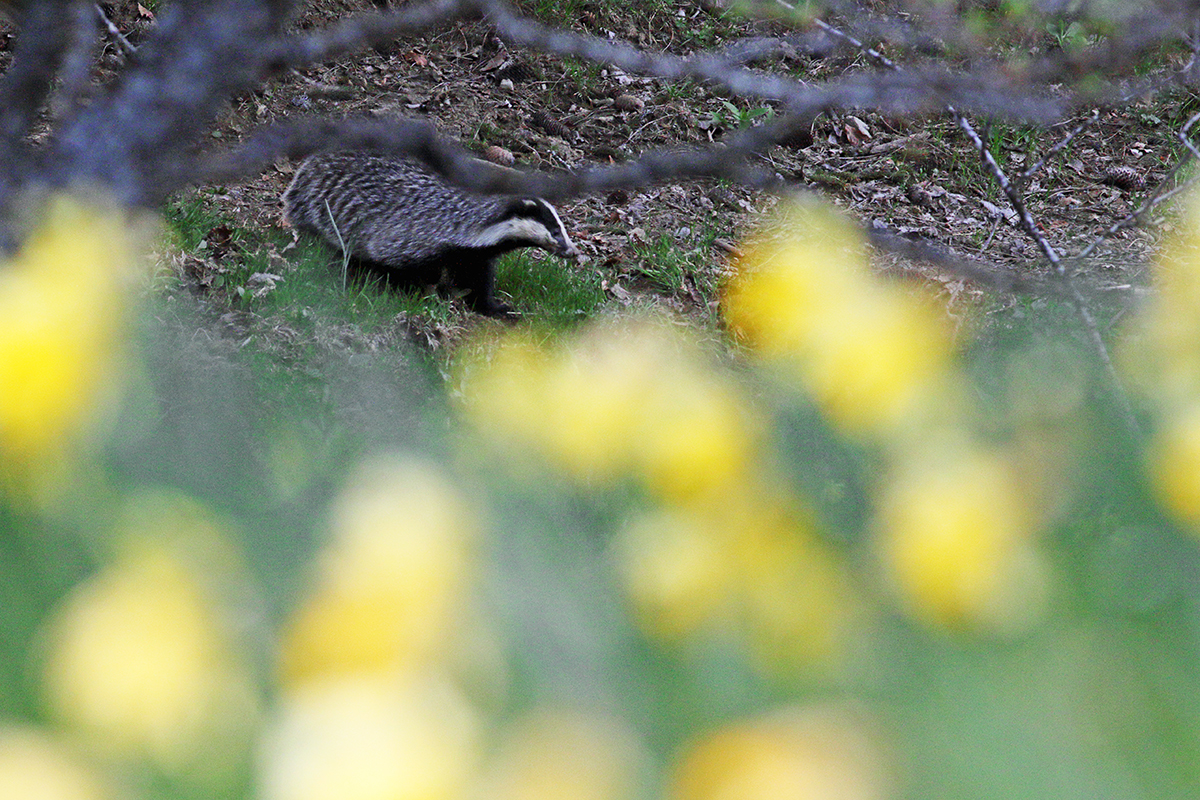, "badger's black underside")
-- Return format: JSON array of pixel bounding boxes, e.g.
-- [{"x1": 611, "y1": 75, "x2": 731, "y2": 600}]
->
[{"x1": 346, "y1": 243, "x2": 521, "y2": 317}]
